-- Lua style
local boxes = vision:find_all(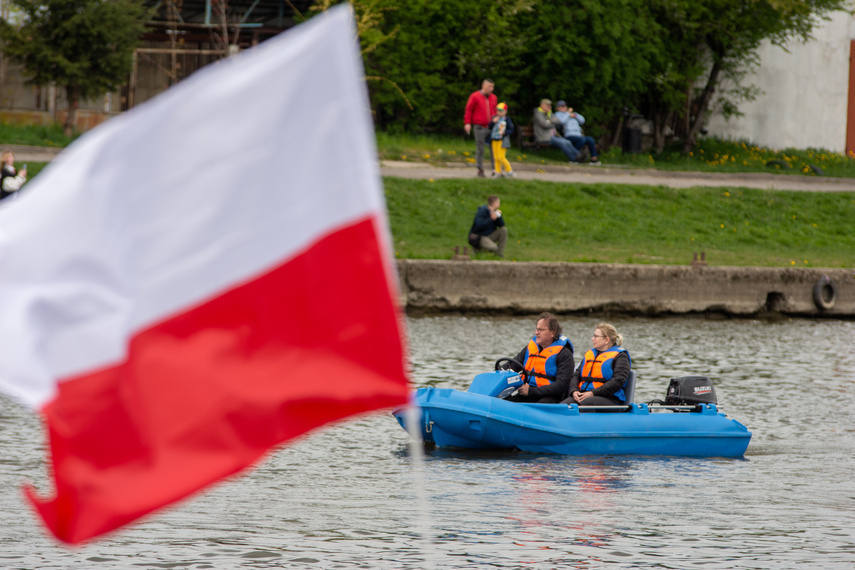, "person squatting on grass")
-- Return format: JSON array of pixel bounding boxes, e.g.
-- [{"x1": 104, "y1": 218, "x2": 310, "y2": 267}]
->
[
  {"x1": 468, "y1": 194, "x2": 507, "y2": 257},
  {"x1": 490, "y1": 102, "x2": 516, "y2": 178},
  {"x1": 463, "y1": 78, "x2": 498, "y2": 178}
]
